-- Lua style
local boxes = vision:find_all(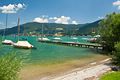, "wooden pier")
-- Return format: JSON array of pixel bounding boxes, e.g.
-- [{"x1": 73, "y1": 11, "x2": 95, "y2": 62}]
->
[{"x1": 39, "y1": 40, "x2": 103, "y2": 50}]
